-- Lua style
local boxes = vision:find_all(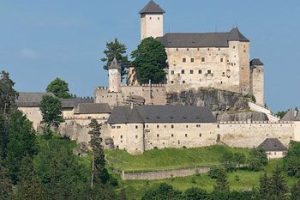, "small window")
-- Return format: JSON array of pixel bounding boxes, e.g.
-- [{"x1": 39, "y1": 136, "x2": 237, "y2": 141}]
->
[
  {"x1": 135, "y1": 135, "x2": 138, "y2": 139},
  {"x1": 201, "y1": 57, "x2": 205, "y2": 62},
  {"x1": 220, "y1": 58, "x2": 224, "y2": 62},
  {"x1": 190, "y1": 70, "x2": 193, "y2": 74},
  {"x1": 199, "y1": 134, "x2": 202, "y2": 137},
  {"x1": 171, "y1": 125, "x2": 174, "y2": 128},
  {"x1": 182, "y1": 58, "x2": 186, "y2": 63},
  {"x1": 186, "y1": 125, "x2": 188, "y2": 128},
  {"x1": 171, "y1": 134, "x2": 174, "y2": 137},
  {"x1": 185, "y1": 134, "x2": 188, "y2": 138},
  {"x1": 182, "y1": 80, "x2": 186, "y2": 84},
  {"x1": 181, "y1": 70, "x2": 185, "y2": 74},
  {"x1": 157, "y1": 134, "x2": 159, "y2": 138},
  {"x1": 222, "y1": 72, "x2": 225, "y2": 76},
  {"x1": 150, "y1": 17, "x2": 152, "y2": 20},
  {"x1": 121, "y1": 135, "x2": 123, "y2": 139},
  {"x1": 158, "y1": 17, "x2": 160, "y2": 20},
  {"x1": 197, "y1": 48, "x2": 200, "y2": 51},
  {"x1": 157, "y1": 125, "x2": 159, "y2": 128},
  {"x1": 191, "y1": 58, "x2": 194, "y2": 62},
  {"x1": 170, "y1": 81, "x2": 174, "y2": 84},
  {"x1": 187, "y1": 48, "x2": 189, "y2": 51},
  {"x1": 207, "y1": 48, "x2": 210, "y2": 51},
  {"x1": 233, "y1": 46, "x2": 236, "y2": 49},
  {"x1": 135, "y1": 126, "x2": 138, "y2": 129},
  {"x1": 198, "y1": 70, "x2": 202, "y2": 74},
  {"x1": 176, "y1": 48, "x2": 179, "y2": 51},
  {"x1": 207, "y1": 70, "x2": 211, "y2": 74},
  {"x1": 171, "y1": 70, "x2": 174, "y2": 75}
]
